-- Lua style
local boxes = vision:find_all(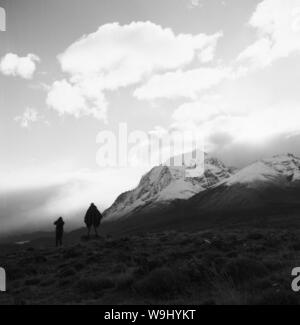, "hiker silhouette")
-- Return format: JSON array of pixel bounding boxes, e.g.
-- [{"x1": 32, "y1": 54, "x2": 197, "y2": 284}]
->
[
  {"x1": 54, "y1": 217, "x2": 65, "y2": 247},
  {"x1": 84, "y1": 203, "x2": 103, "y2": 238}
]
